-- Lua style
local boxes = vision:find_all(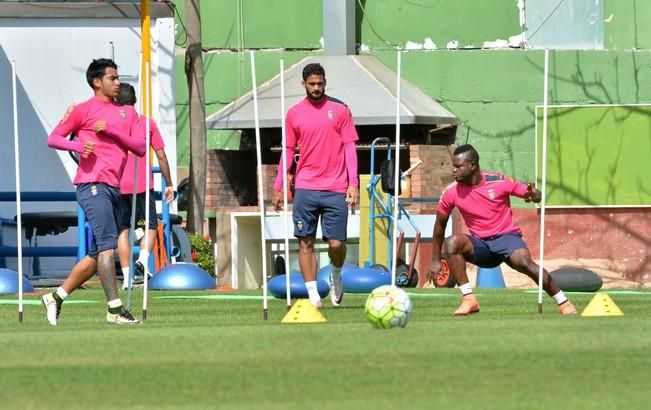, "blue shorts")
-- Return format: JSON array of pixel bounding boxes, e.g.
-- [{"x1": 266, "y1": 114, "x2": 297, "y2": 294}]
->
[
  {"x1": 292, "y1": 189, "x2": 348, "y2": 241},
  {"x1": 469, "y1": 232, "x2": 527, "y2": 268},
  {"x1": 118, "y1": 190, "x2": 158, "y2": 231},
  {"x1": 76, "y1": 183, "x2": 122, "y2": 257}
]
